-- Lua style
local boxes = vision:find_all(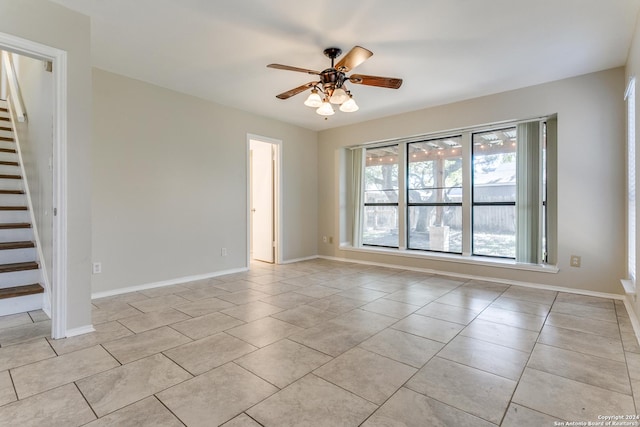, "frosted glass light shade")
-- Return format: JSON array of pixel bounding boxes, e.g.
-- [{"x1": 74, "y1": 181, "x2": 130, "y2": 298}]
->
[
  {"x1": 339, "y1": 96, "x2": 359, "y2": 112},
  {"x1": 316, "y1": 101, "x2": 335, "y2": 116},
  {"x1": 304, "y1": 89, "x2": 322, "y2": 107},
  {"x1": 329, "y1": 87, "x2": 348, "y2": 104}
]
